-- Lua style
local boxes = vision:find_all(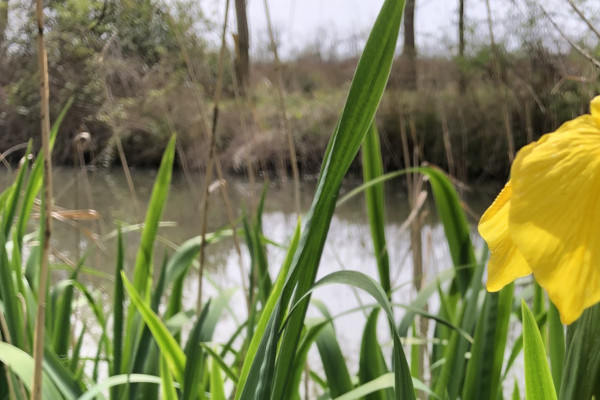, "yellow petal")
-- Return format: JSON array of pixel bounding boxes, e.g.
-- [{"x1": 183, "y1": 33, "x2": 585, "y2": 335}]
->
[
  {"x1": 509, "y1": 110, "x2": 600, "y2": 324},
  {"x1": 478, "y1": 182, "x2": 531, "y2": 292}
]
